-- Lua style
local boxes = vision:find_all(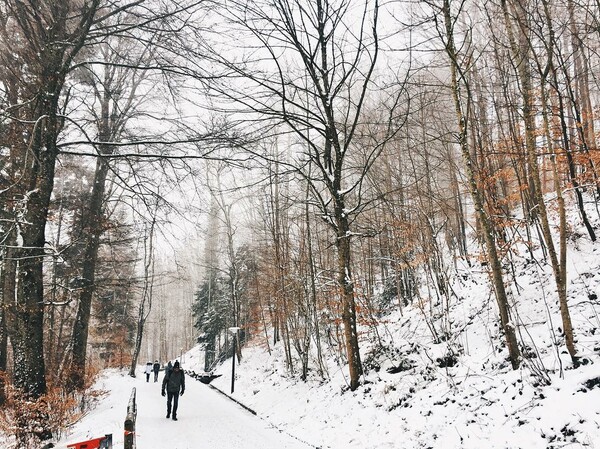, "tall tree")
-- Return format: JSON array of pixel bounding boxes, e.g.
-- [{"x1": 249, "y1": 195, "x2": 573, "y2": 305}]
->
[
  {"x1": 67, "y1": 26, "x2": 152, "y2": 390},
  {"x1": 0, "y1": 0, "x2": 206, "y2": 401},
  {"x1": 199, "y1": 0, "x2": 401, "y2": 391},
  {"x1": 129, "y1": 215, "x2": 157, "y2": 377},
  {"x1": 499, "y1": 0, "x2": 578, "y2": 363},
  {"x1": 432, "y1": 0, "x2": 521, "y2": 368},
  {"x1": 0, "y1": 0, "x2": 102, "y2": 400}
]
